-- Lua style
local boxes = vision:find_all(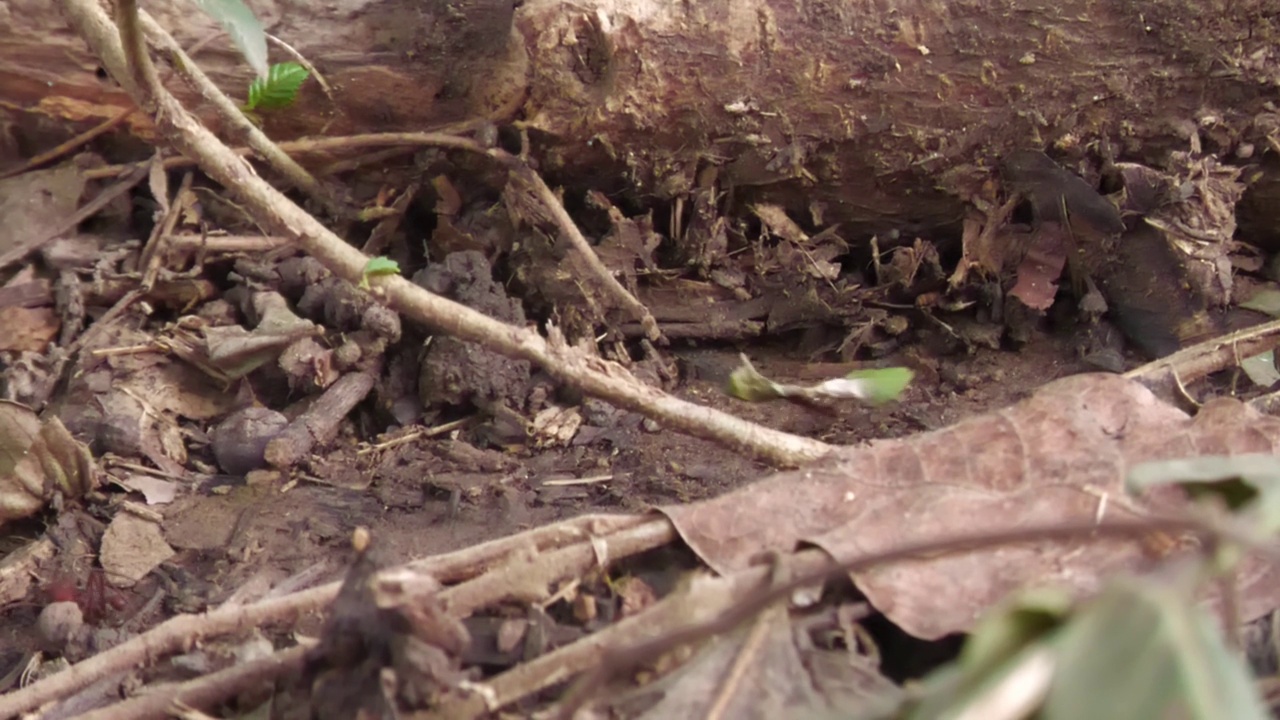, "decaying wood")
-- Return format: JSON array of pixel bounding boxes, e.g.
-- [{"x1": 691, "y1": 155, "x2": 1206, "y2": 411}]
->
[
  {"x1": 3, "y1": 0, "x2": 1276, "y2": 235},
  {"x1": 264, "y1": 369, "x2": 377, "y2": 468}
]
